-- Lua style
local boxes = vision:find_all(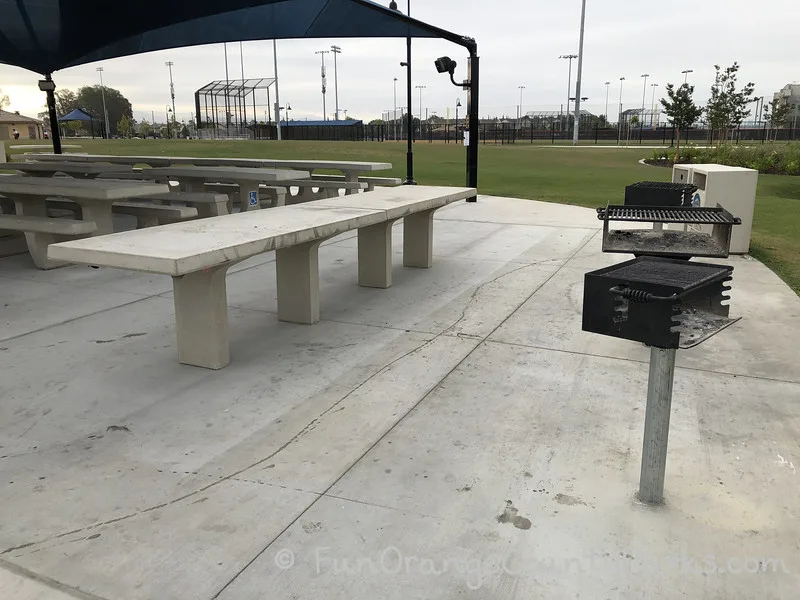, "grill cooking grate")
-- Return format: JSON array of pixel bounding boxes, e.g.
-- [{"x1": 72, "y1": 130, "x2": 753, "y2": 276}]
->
[{"x1": 598, "y1": 206, "x2": 740, "y2": 224}]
